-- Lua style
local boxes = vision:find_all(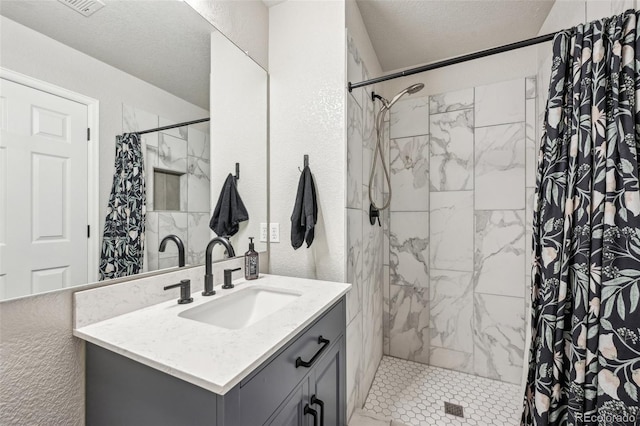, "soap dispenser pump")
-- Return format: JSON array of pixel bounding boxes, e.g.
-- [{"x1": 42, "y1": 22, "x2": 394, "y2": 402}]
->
[{"x1": 245, "y1": 237, "x2": 259, "y2": 280}]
